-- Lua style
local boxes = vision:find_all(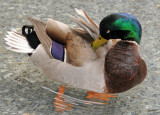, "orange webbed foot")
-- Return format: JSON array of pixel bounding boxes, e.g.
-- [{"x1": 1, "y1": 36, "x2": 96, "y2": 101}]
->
[{"x1": 86, "y1": 91, "x2": 116, "y2": 102}]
